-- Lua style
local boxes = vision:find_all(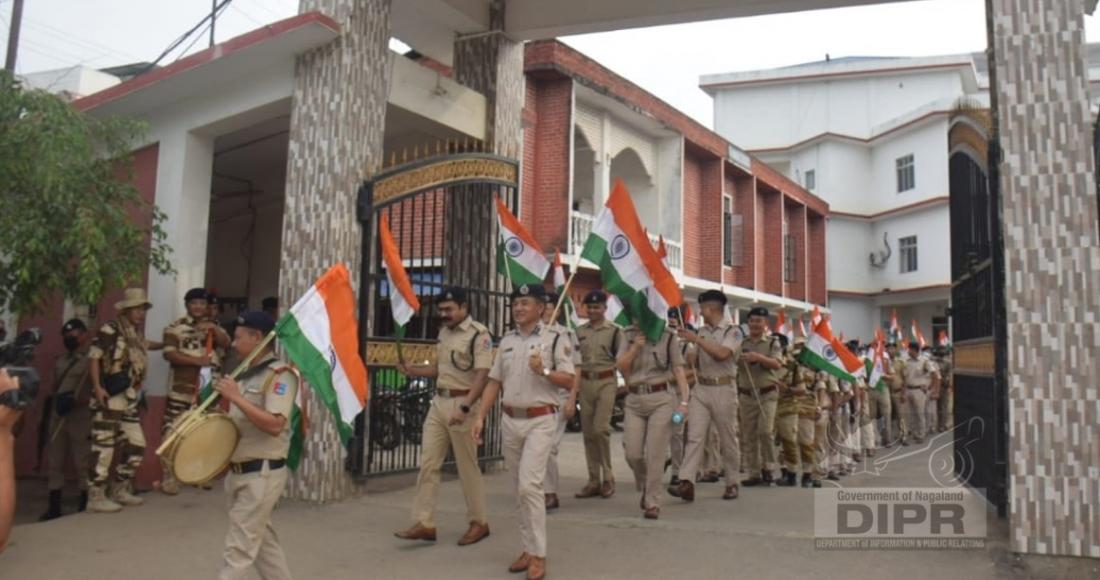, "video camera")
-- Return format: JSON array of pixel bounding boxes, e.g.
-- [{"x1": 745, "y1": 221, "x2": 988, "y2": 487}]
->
[{"x1": 0, "y1": 328, "x2": 42, "y2": 410}]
